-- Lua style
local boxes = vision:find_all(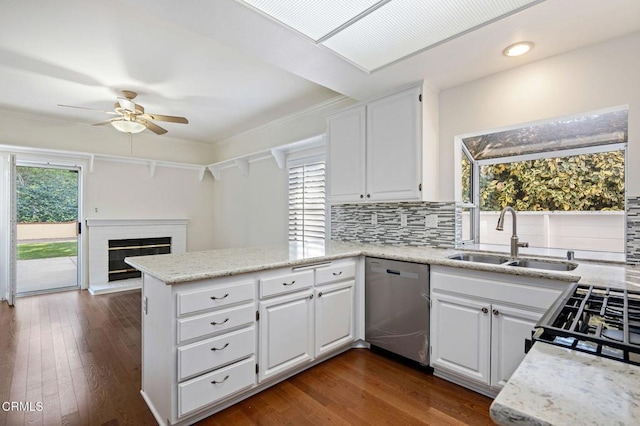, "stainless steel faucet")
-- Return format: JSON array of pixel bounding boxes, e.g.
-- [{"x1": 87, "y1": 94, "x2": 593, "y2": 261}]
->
[{"x1": 496, "y1": 206, "x2": 529, "y2": 259}]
